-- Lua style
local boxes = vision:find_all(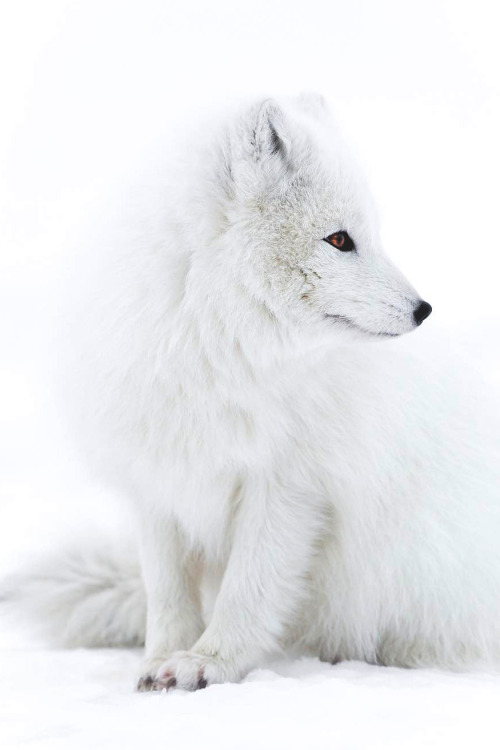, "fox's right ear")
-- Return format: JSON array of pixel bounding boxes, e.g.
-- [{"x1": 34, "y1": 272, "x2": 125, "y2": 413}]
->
[
  {"x1": 246, "y1": 98, "x2": 291, "y2": 164},
  {"x1": 226, "y1": 99, "x2": 293, "y2": 193}
]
